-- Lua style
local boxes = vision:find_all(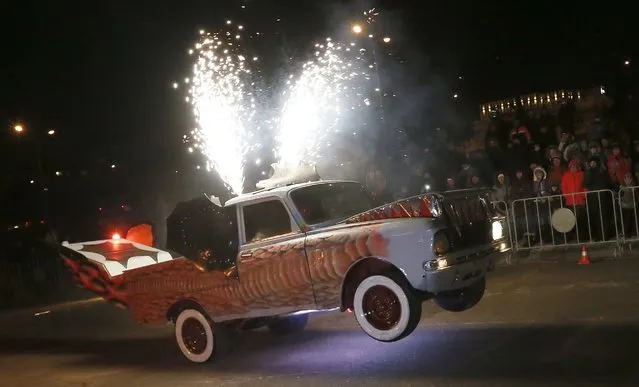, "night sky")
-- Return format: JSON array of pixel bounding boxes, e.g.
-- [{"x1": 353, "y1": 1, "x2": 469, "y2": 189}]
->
[{"x1": 1, "y1": 0, "x2": 636, "y2": 208}]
